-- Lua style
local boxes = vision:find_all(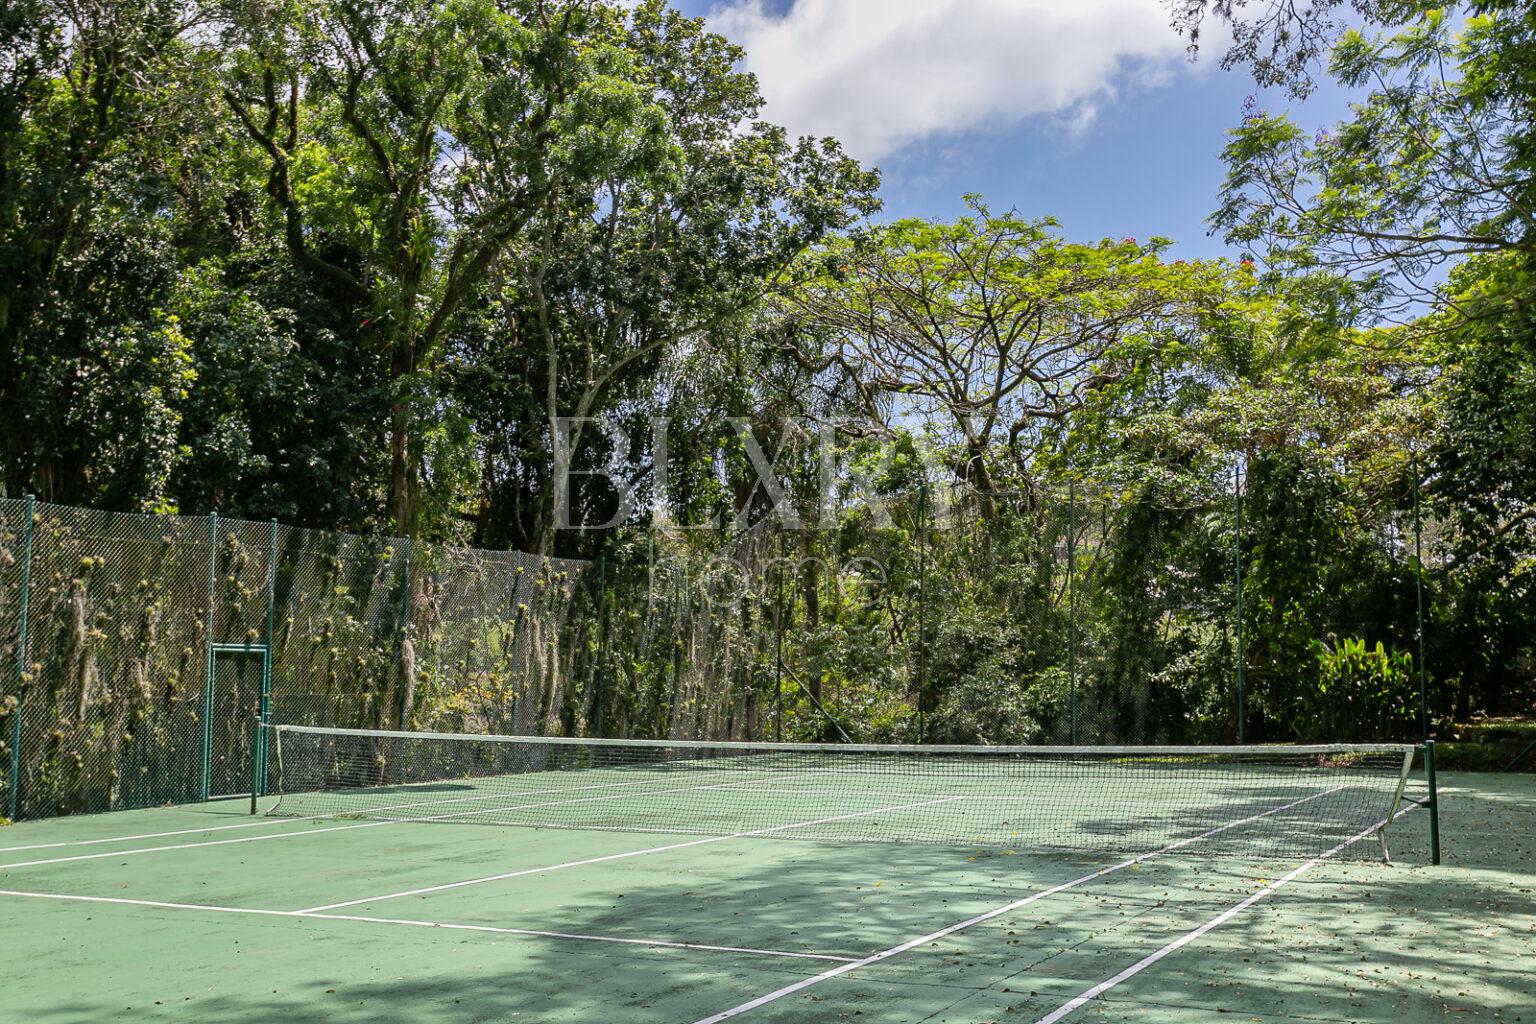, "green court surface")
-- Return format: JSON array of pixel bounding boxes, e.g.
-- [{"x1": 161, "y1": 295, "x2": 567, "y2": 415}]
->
[{"x1": 1, "y1": 772, "x2": 1531, "y2": 1024}]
